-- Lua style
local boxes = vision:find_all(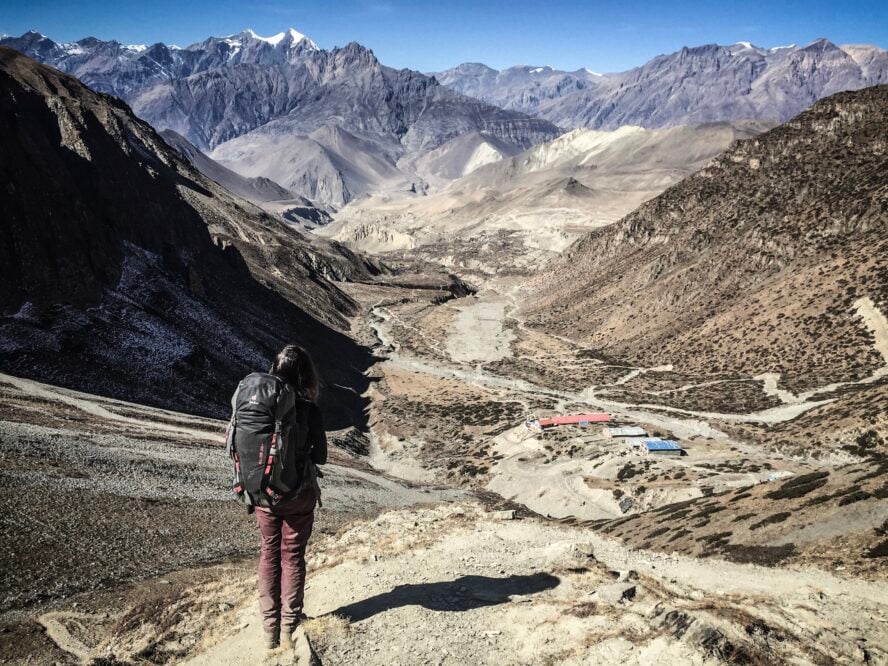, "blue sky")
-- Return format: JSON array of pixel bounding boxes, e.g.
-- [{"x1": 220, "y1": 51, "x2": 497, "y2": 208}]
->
[{"x1": 1, "y1": 0, "x2": 886, "y2": 72}]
